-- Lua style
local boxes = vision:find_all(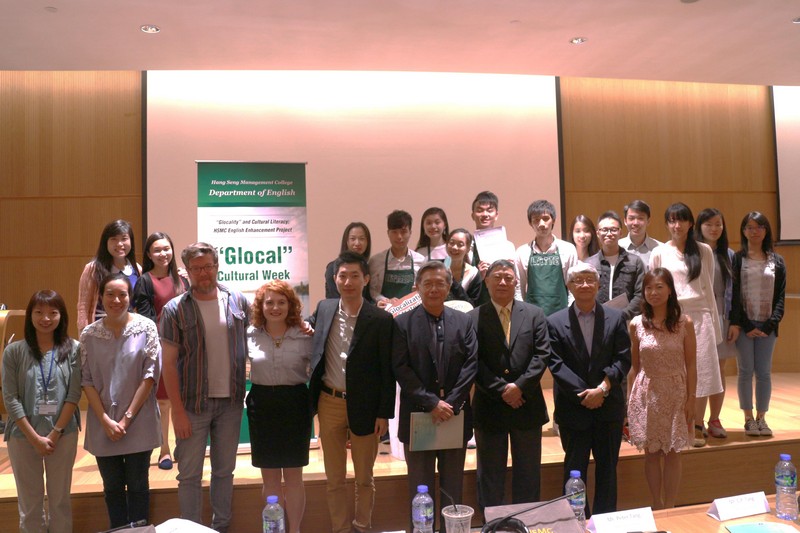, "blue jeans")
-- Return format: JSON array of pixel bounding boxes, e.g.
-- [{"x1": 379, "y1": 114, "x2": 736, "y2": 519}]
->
[
  {"x1": 95, "y1": 450, "x2": 152, "y2": 528},
  {"x1": 735, "y1": 323, "x2": 777, "y2": 412},
  {"x1": 175, "y1": 398, "x2": 243, "y2": 532}
]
